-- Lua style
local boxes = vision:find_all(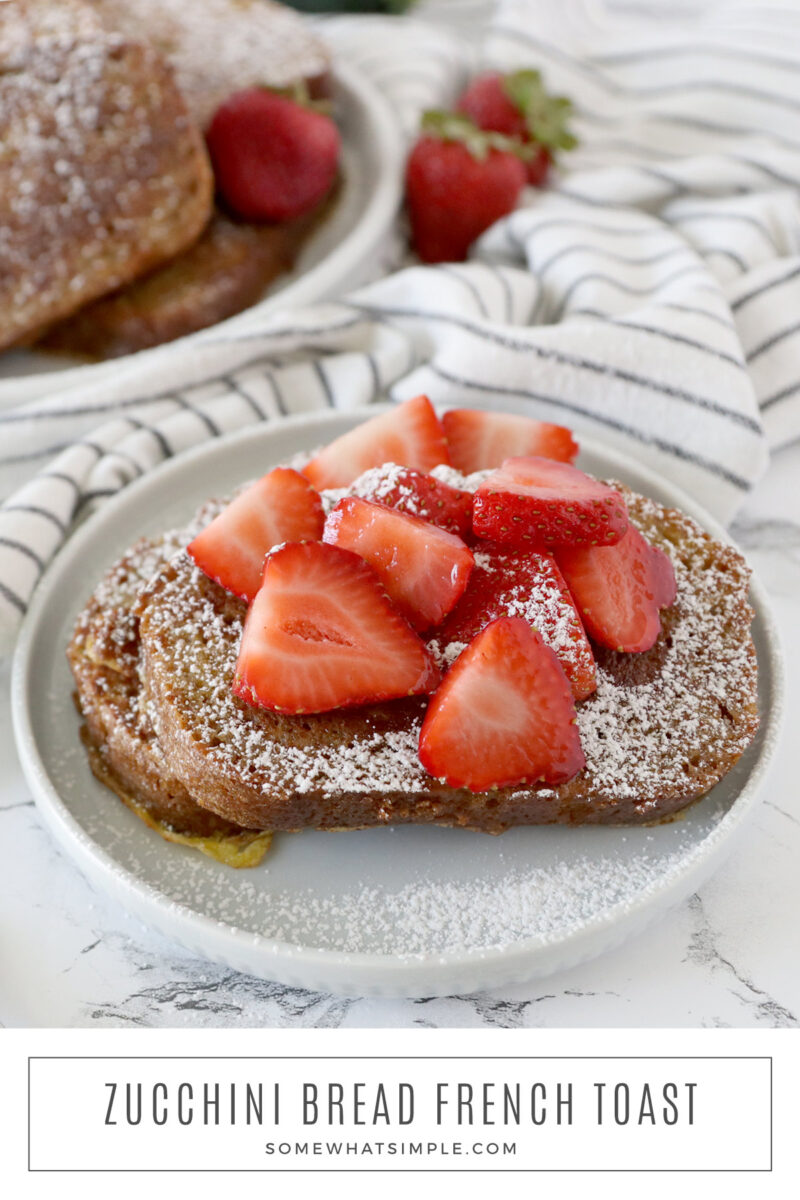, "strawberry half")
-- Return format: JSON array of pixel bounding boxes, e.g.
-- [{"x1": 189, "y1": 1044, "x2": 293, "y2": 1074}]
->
[
  {"x1": 442, "y1": 409, "x2": 578, "y2": 473},
  {"x1": 436, "y1": 542, "x2": 596, "y2": 701},
  {"x1": 187, "y1": 467, "x2": 324, "y2": 603},
  {"x1": 324, "y1": 496, "x2": 474, "y2": 632},
  {"x1": 302, "y1": 396, "x2": 449, "y2": 490},
  {"x1": 233, "y1": 541, "x2": 439, "y2": 714},
  {"x1": 473, "y1": 456, "x2": 629, "y2": 548},
  {"x1": 556, "y1": 525, "x2": 674, "y2": 653},
  {"x1": 418, "y1": 616, "x2": 585, "y2": 791},
  {"x1": 352, "y1": 464, "x2": 473, "y2": 537}
]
